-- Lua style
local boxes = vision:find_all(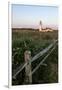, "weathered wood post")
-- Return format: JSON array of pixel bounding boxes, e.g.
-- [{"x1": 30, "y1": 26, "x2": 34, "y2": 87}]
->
[{"x1": 24, "y1": 50, "x2": 32, "y2": 84}]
